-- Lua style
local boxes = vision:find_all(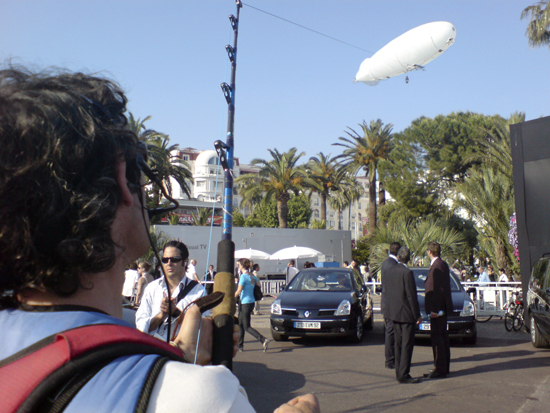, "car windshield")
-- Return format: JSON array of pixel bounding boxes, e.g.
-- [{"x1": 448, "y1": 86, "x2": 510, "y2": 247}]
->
[
  {"x1": 412, "y1": 268, "x2": 462, "y2": 292},
  {"x1": 287, "y1": 271, "x2": 353, "y2": 292}
]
